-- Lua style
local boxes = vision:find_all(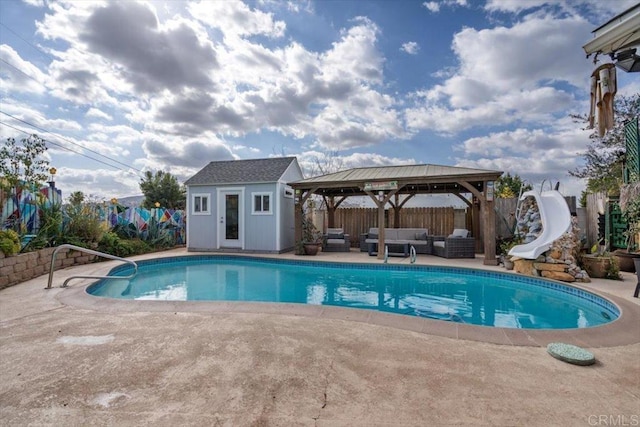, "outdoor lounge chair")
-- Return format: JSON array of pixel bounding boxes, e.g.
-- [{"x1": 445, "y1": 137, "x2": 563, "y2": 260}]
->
[
  {"x1": 432, "y1": 229, "x2": 475, "y2": 258},
  {"x1": 322, "y1": 228, "x2": 351, "y2": 252}
]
